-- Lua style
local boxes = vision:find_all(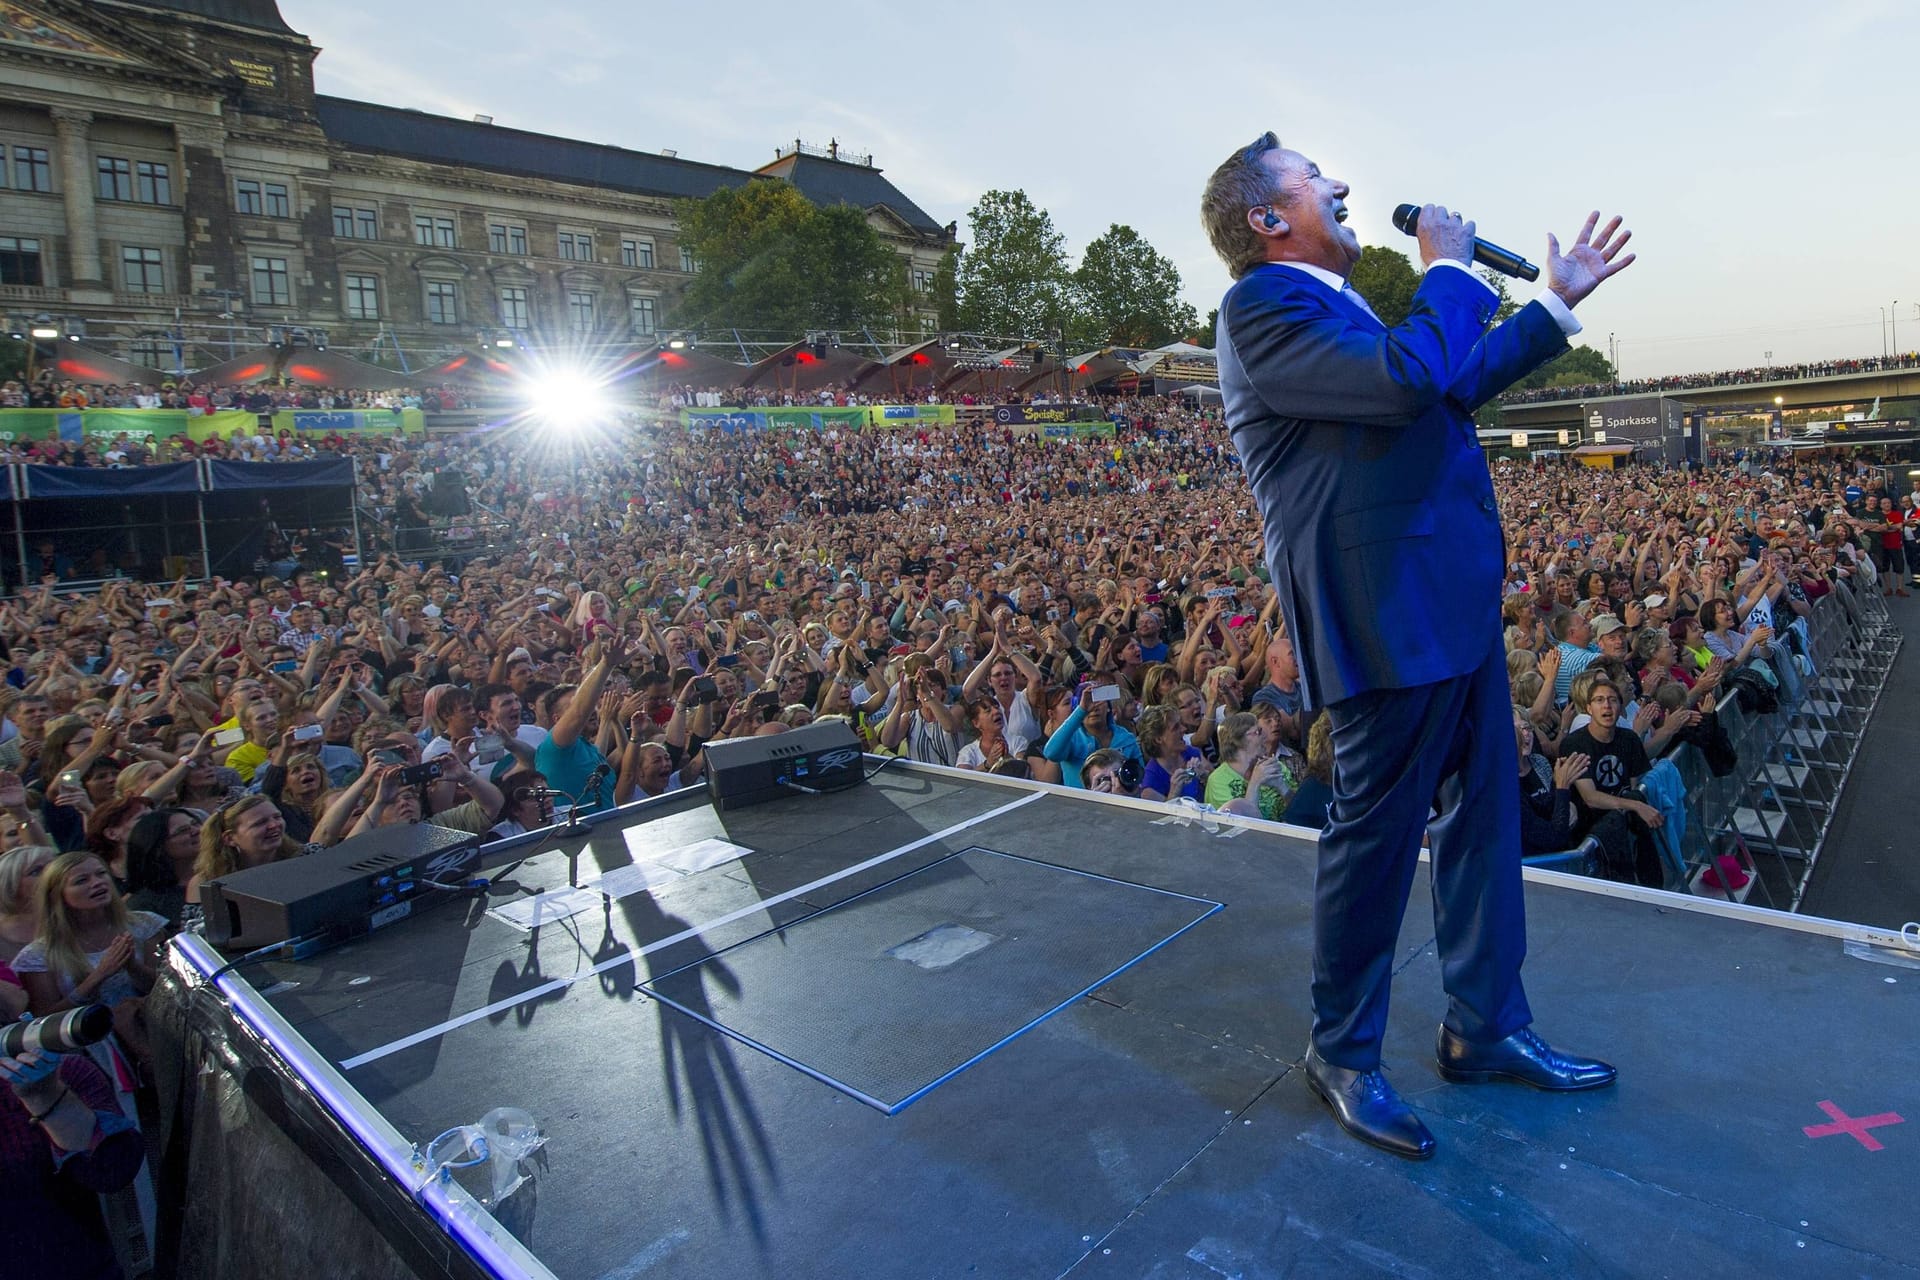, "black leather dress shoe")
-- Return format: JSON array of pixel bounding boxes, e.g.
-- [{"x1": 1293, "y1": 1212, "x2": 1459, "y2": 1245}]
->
[
  {"x1": 1436, "y1": 1026, "x2": 1617, "y2": 1091},
  {"x1": 1303, "y1": 1046, "x2": 1435, "y2": 1160}
]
